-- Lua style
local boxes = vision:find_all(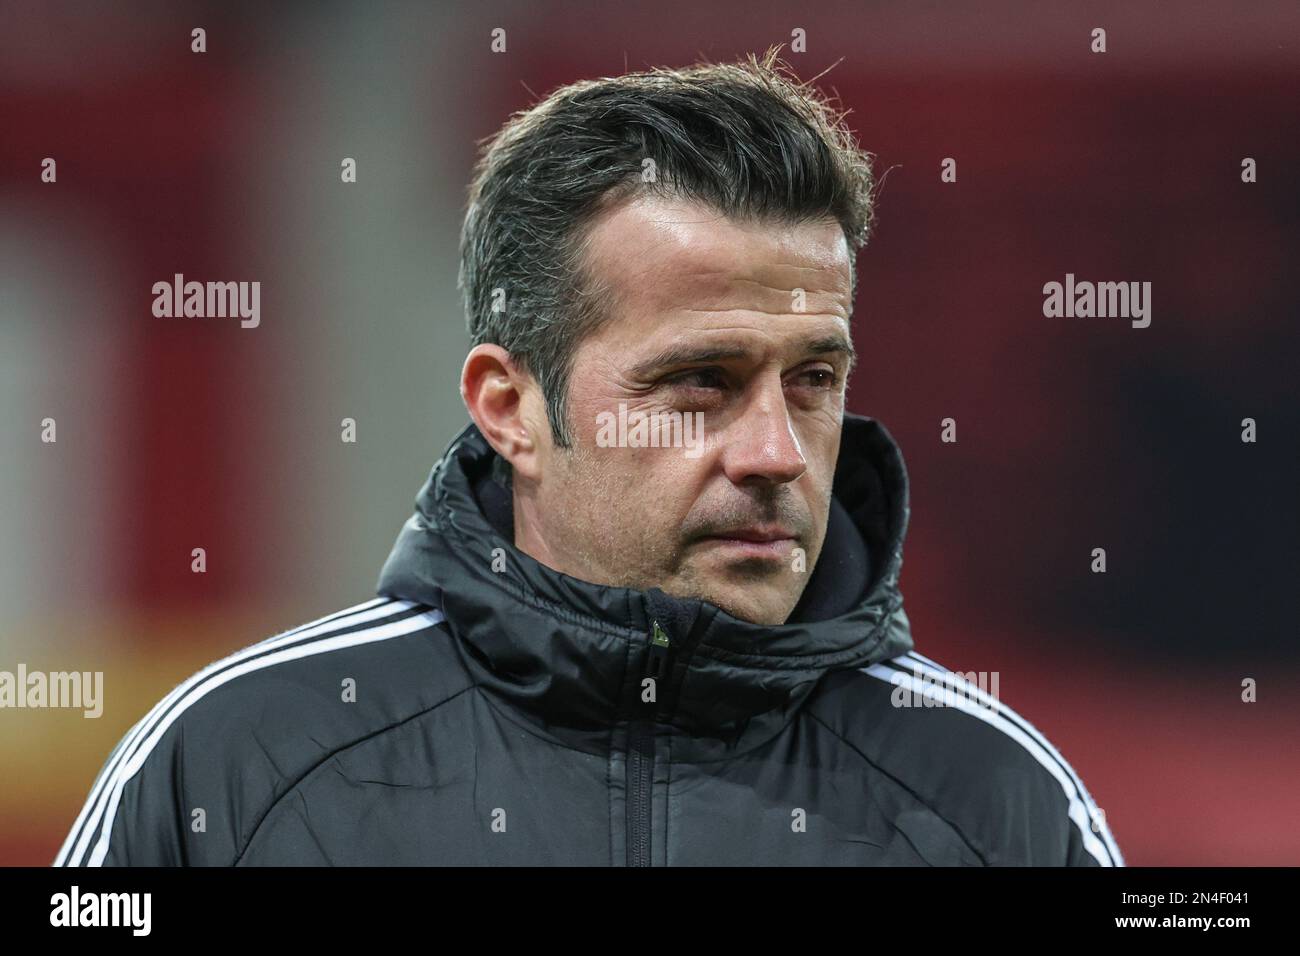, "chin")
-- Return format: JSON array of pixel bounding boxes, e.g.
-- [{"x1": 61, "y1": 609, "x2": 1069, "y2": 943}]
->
[
  {"x1": 702, "y1": 591, "x2": 787, "y2": 625},
  {"x1": 661, "y1": 573, "x2": 791, "y2": 624}
]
